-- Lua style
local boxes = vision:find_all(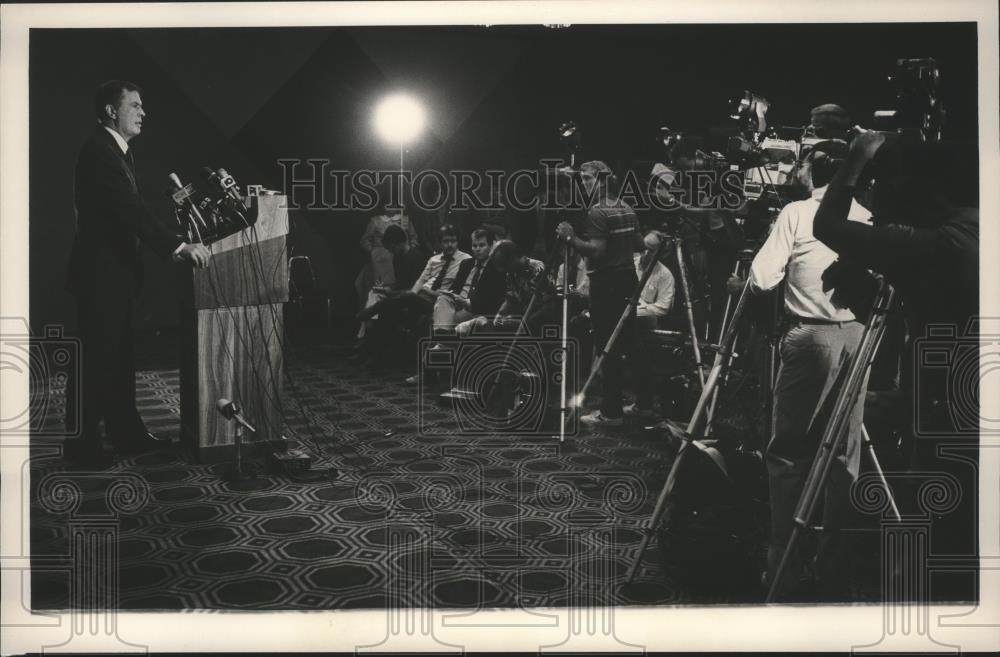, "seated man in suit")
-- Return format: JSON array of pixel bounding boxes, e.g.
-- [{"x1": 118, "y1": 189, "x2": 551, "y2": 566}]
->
[
  {"x1": 455, "y1": 240, "x2": 549, "y2": 337},
  {"x1": 406, "y1": 227, "x2": 506, "y2": 384},
  {"x1": 431, "y1": 228, "x2": 502, "y2": 333}
]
